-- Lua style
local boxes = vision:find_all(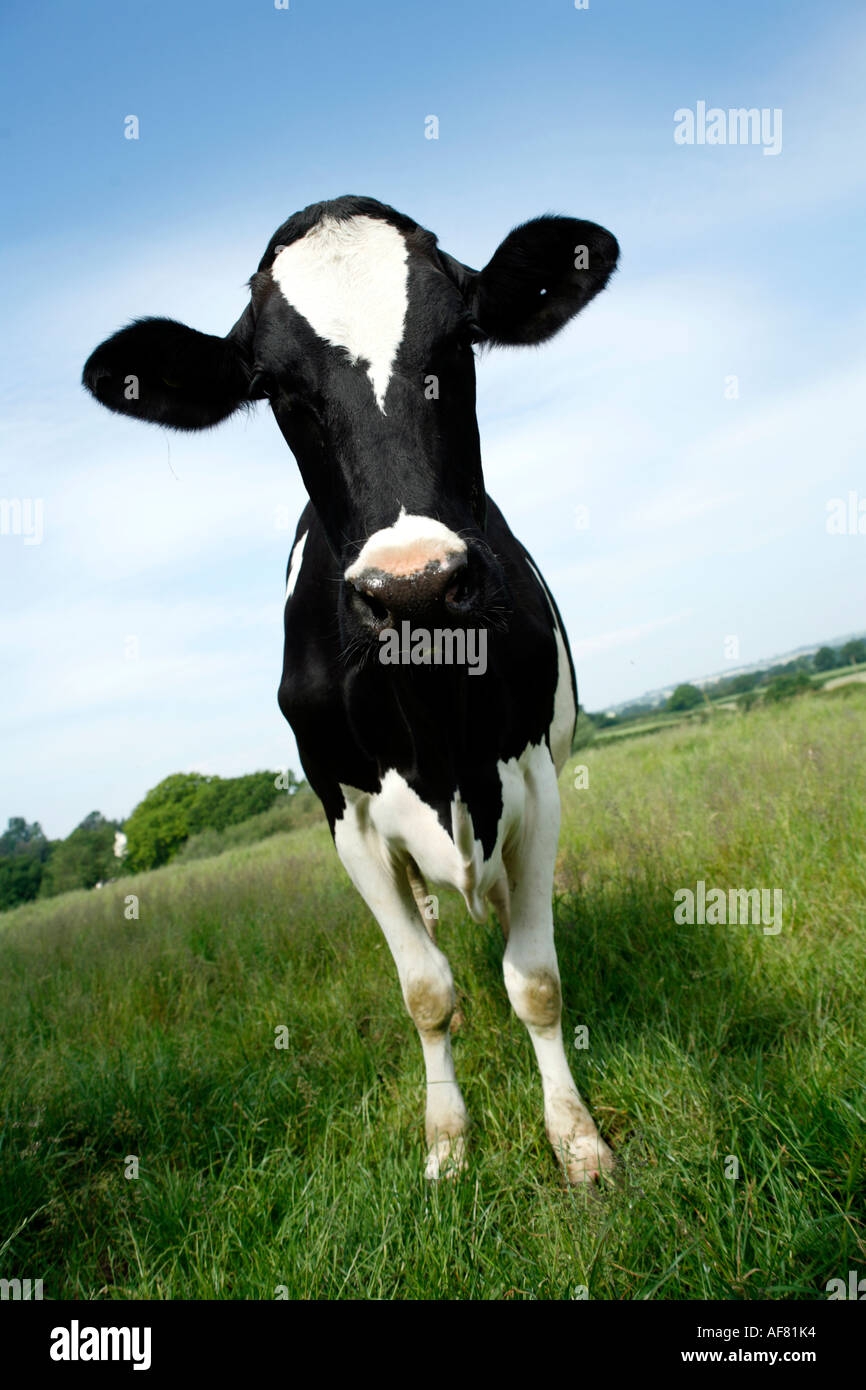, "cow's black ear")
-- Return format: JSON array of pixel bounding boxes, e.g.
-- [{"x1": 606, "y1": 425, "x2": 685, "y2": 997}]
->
[
  {"x1": 472, "y1": 216, "x2": 619, "y2": 347},
  {"x1": 82, "y1": 304, "x2": 260, "y2": 431}
]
